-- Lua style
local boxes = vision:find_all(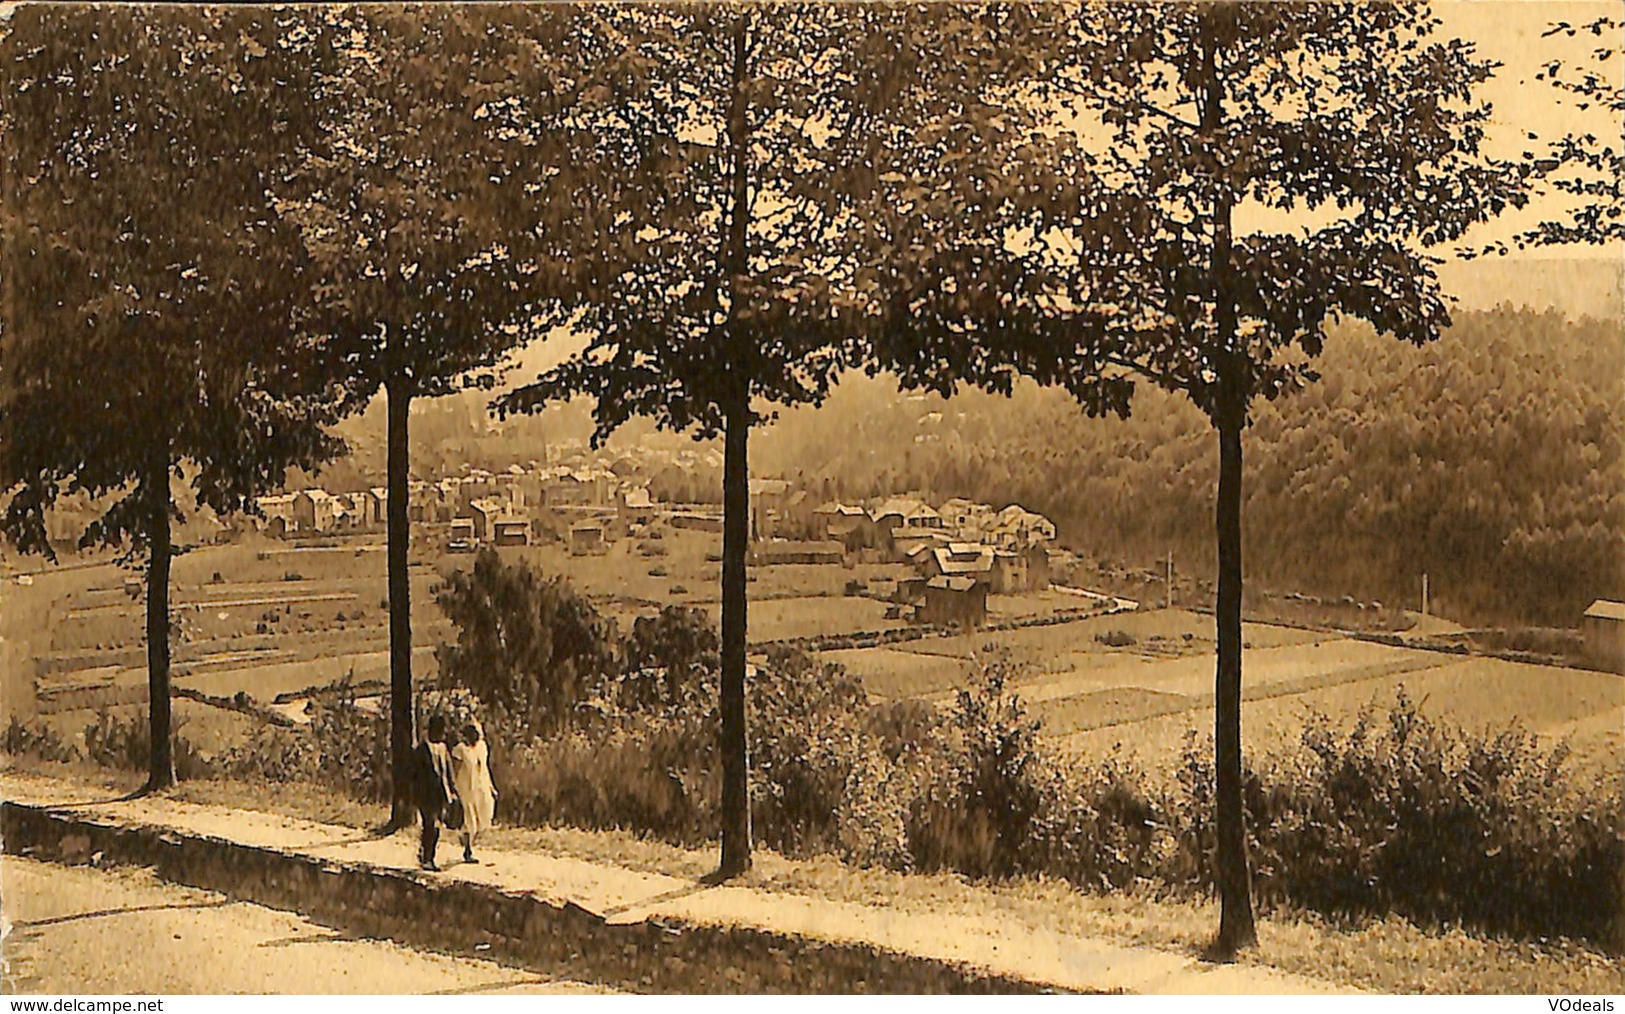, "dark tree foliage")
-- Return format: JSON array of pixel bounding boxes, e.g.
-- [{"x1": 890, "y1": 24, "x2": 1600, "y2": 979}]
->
[
  {"x1": 624, "y1": 605, "x2": 720, "y2": 709},
  {"x1": 434, "y1": 548, "x2": 619, "y2": 737},
  {"x1": 1521, "y1": 16, "x2": 1624, "y2": 248},
  {"x1": 0, "y1": 7, "x2": 340, "y2": 791},
  {"x1": 497, "y1": 2, "x2": 1055, "y2": 877},
  {"x1": 275, "y1": 7, "x2": 587, "y2": 825}
]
